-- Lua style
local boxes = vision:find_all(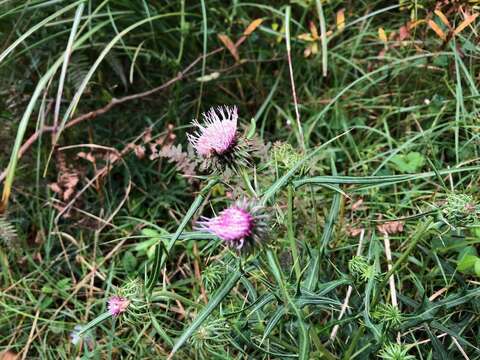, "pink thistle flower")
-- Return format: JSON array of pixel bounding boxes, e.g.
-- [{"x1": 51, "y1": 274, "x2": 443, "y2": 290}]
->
[
  {"x1": 197, "y1": 199, "x2": 268, "y2": 251},
  {"x1": 188, "y1": 105, "x2": 238, "y2": 157},
  {"x1": 107, "y1": 296, "x2": 130, "y2": 317}
]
